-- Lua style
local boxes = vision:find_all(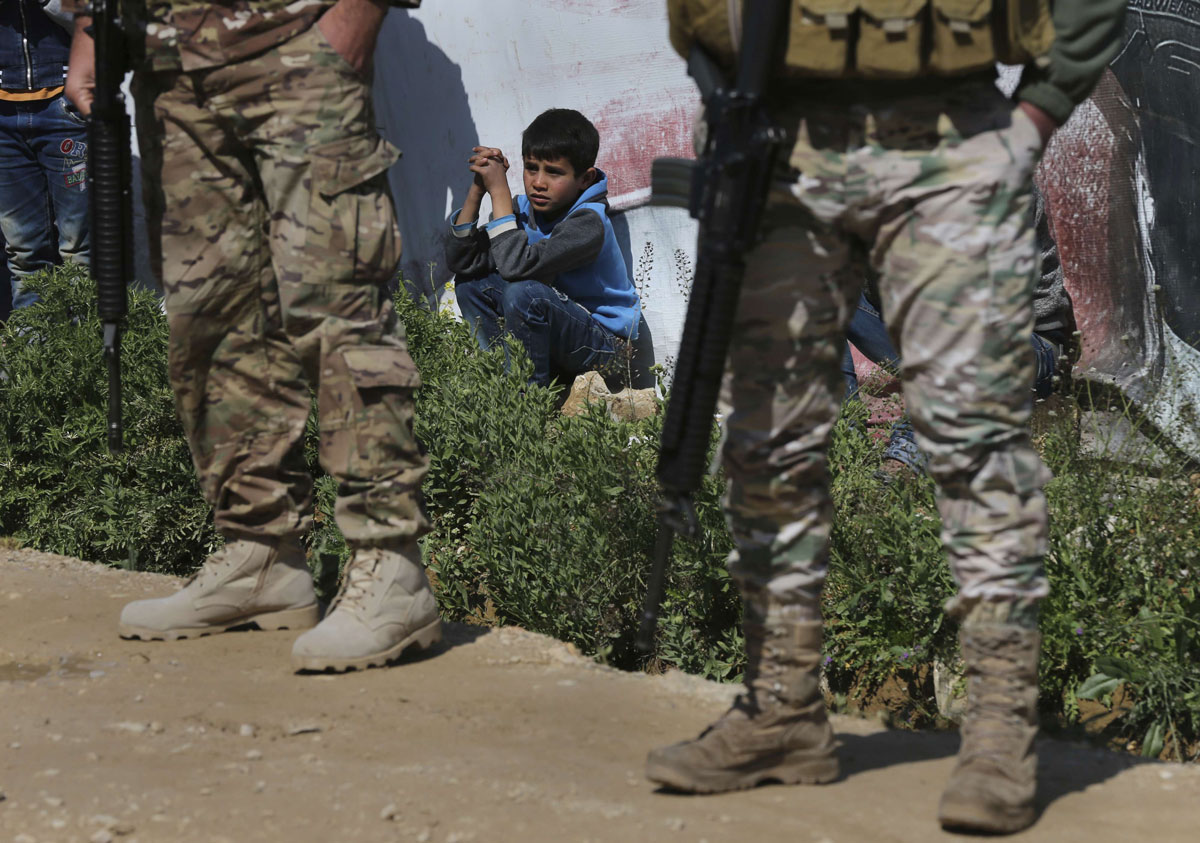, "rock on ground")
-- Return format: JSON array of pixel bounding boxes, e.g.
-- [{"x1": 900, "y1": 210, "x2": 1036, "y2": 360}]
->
[{"x1": 561, "y1": 371, "x2": 659, "y2": 423}]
